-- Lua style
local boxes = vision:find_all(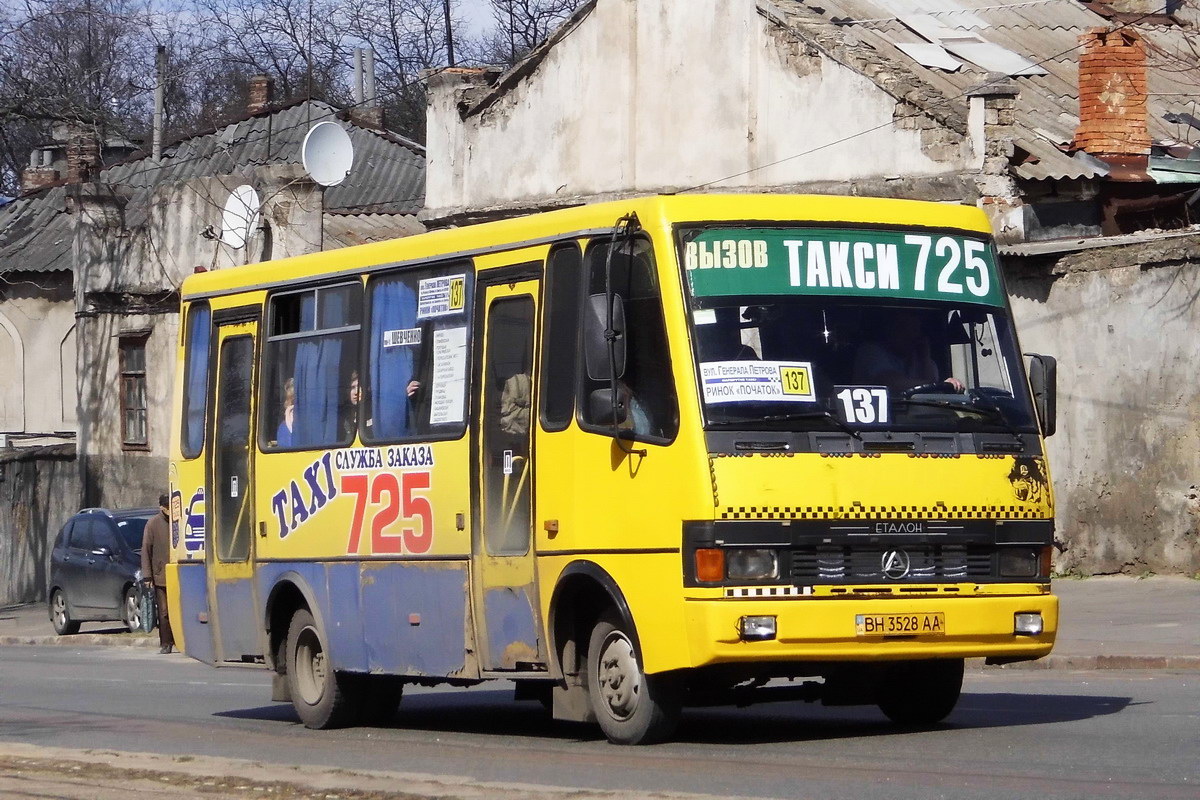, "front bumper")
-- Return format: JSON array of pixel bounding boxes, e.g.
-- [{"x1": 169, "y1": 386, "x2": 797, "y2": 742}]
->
[{"x1": 682, "y1": 588, "x2": 1057, "y2": 667}]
